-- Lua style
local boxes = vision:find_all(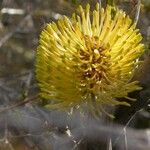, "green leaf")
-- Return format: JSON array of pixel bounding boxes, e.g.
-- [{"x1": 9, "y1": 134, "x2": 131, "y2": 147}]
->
[
  {"x1": 71, "y1": 0, "x2": 77, "y2": 4},
  {"x1": 107, "y1": 0, "x2": 115, "y2": 6}
]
